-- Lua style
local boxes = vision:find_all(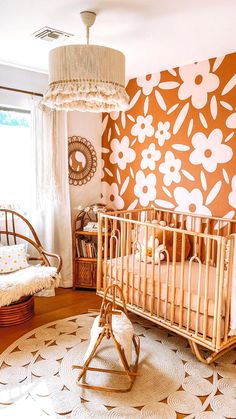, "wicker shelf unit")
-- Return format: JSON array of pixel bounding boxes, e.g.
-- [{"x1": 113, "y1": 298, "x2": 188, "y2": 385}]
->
[{"x1": 73, "y1": 204, "x2": 111, "y2": 289}]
